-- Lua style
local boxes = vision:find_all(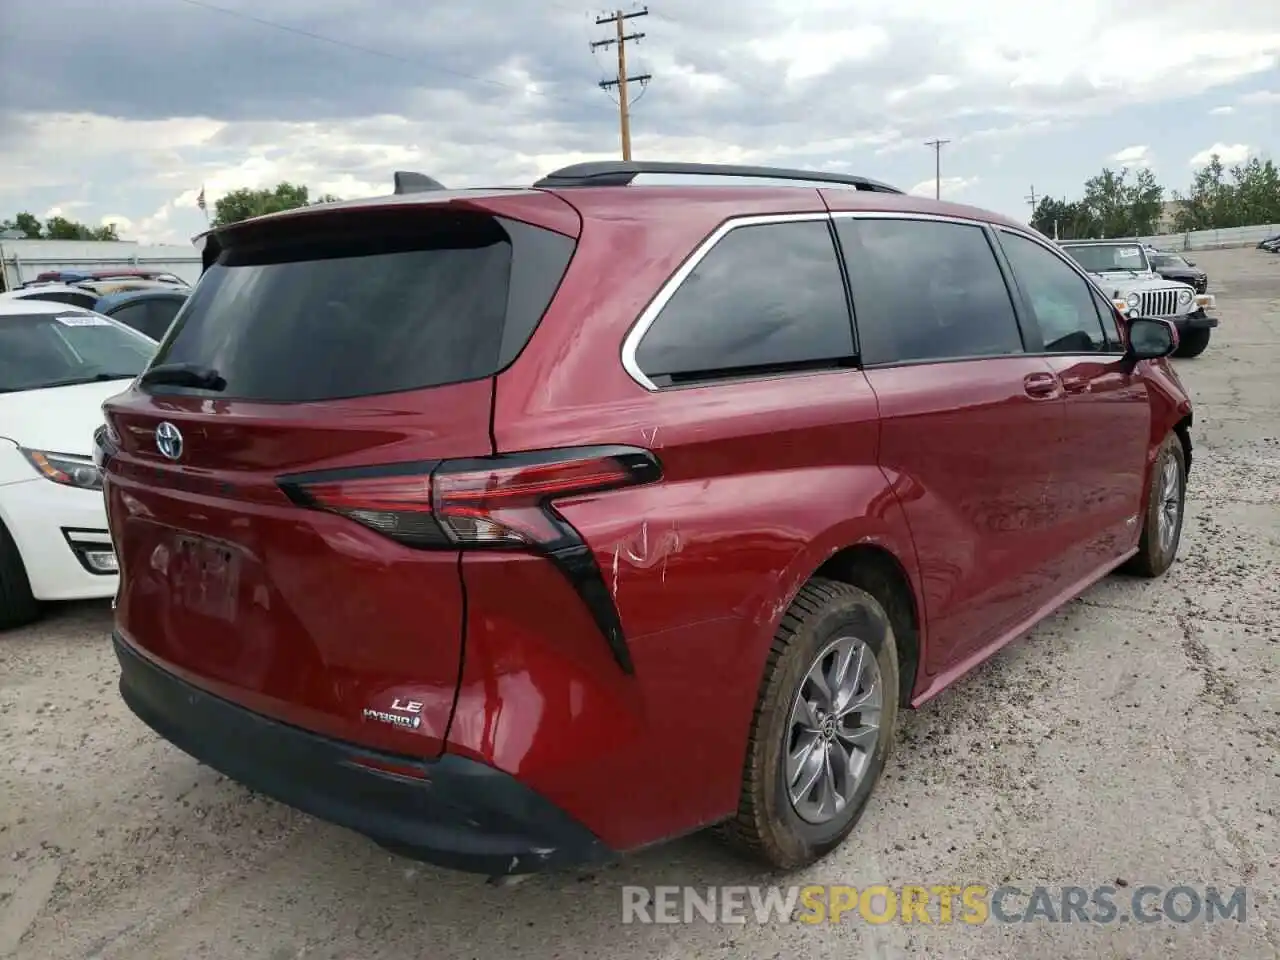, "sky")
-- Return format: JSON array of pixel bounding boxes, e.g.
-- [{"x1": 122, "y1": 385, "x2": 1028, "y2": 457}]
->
[{"x1": 0, "y1": 0, "x2": 1277, "y2": 246}]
